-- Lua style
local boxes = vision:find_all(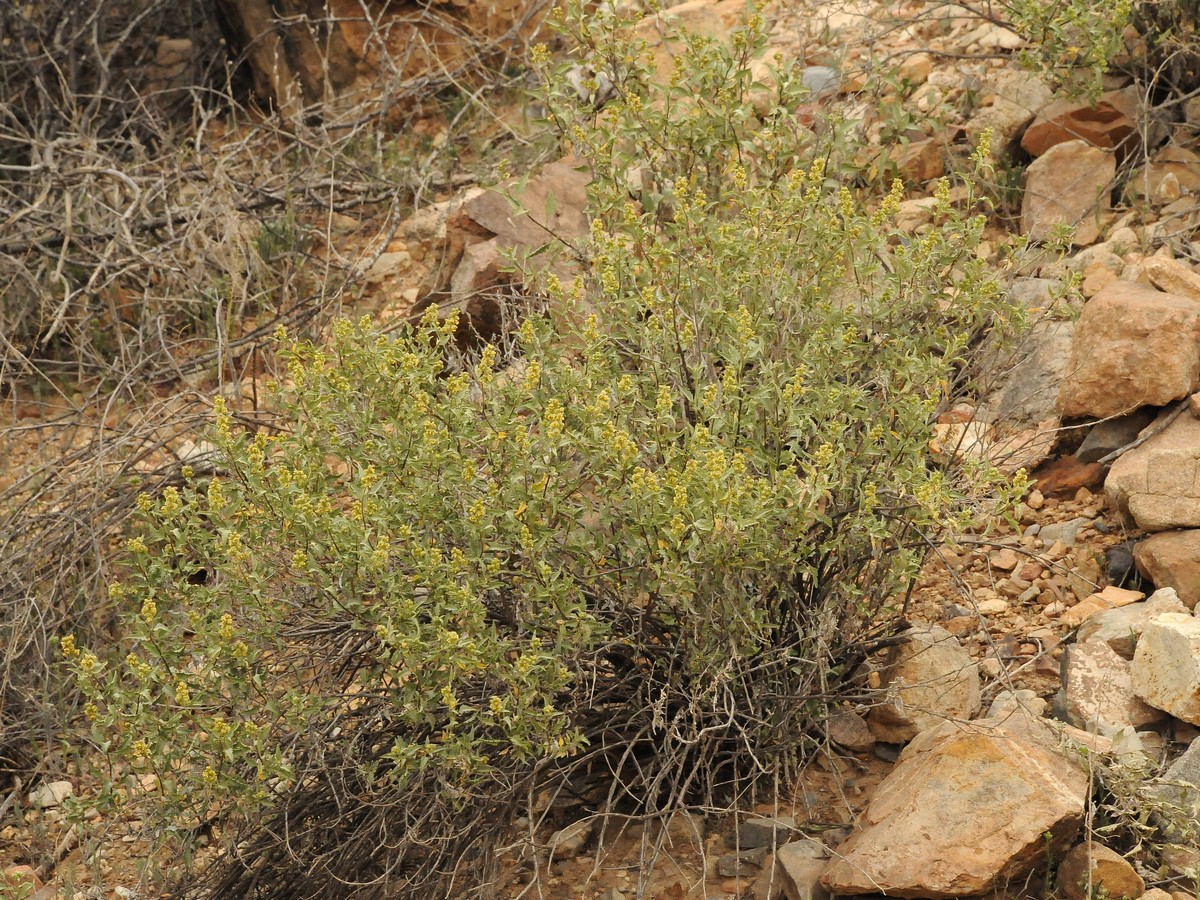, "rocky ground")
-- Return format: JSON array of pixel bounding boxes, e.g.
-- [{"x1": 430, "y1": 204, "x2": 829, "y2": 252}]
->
[{"x1": 7, "y1": 0, "x2": 1200, "y2": 897}]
